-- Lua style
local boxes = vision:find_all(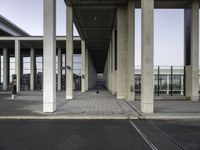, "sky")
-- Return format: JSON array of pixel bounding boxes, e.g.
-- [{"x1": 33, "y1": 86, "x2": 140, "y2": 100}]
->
[{"x1": 0, "y1": 0, "x2": 199, "y2": 67}]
